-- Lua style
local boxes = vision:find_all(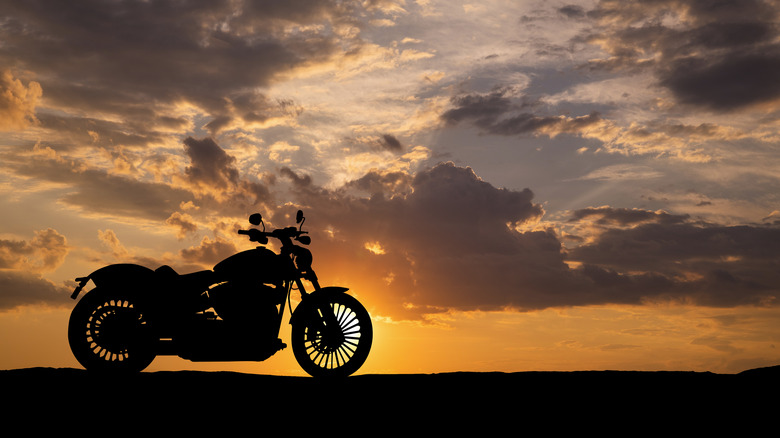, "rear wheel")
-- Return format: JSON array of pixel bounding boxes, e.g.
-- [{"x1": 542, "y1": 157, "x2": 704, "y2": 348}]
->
[
  {"x1": 292, "y1": 293, "x2": 373, "y2": 378},
  {"x1": 68, "y1": 288, "x2": 156, "y2": 374}
]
